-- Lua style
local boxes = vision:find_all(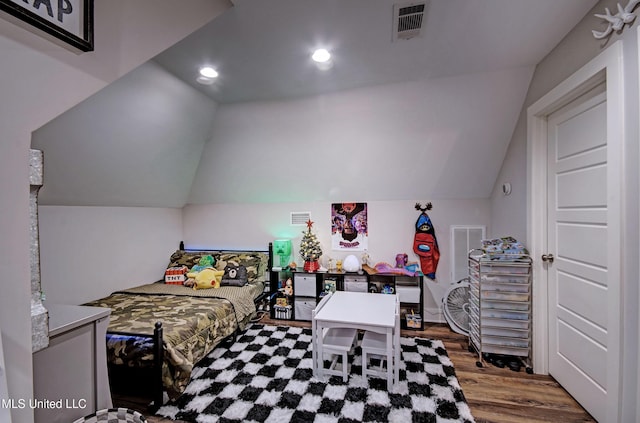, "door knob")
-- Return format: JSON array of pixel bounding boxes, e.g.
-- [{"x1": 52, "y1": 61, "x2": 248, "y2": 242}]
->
[{"x1": 541, "y1": 254, "x2": 554, "y2": 263}]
